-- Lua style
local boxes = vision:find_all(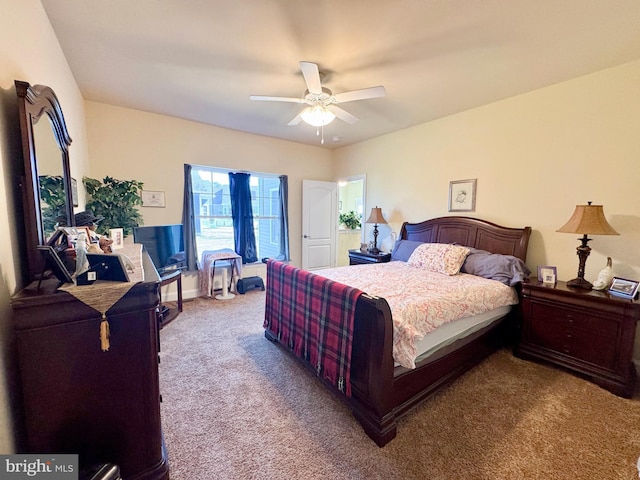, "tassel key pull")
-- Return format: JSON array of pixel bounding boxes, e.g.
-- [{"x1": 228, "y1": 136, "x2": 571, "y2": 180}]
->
[{"x1": 100, "y1": 314, "x2": 110, "y2": 352}]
